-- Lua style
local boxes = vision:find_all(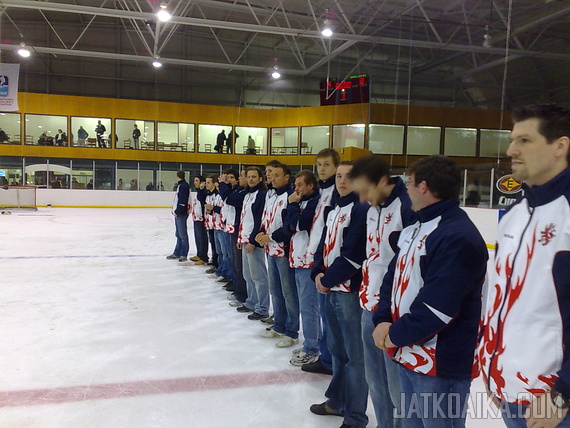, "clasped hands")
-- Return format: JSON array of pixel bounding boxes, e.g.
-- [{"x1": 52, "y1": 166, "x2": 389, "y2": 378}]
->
[{"x1": 372, "y1": 322, "x2": 396, "y2": 350}]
